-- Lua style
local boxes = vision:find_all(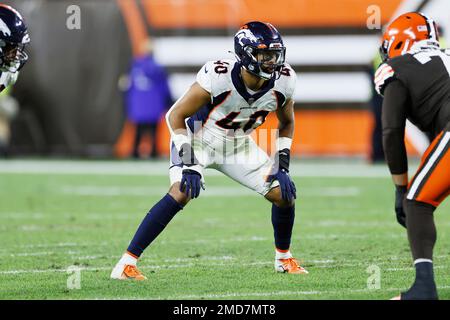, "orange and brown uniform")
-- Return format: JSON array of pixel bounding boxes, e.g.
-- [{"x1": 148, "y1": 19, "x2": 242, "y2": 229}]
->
[{"x1": 375, "y1": 46, "x2": 450, "y2": 207}]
